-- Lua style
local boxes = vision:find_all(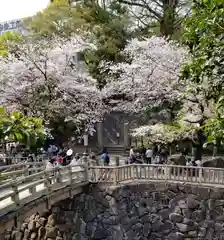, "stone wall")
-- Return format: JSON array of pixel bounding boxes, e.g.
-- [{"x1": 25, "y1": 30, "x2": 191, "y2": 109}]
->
[{"x1": 4, "y1": 183, "x2": 224, "y2": 240}]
